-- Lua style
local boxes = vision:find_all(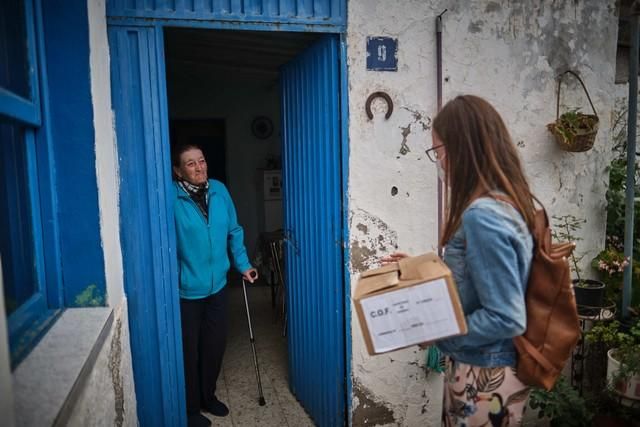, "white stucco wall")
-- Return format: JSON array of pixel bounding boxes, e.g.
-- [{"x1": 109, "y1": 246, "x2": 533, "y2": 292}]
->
[
  {"x1": 347, "y1": 1, "x2": 618, "y2": 425},
  {"x1": 88, "y1": 0, "x2": 124, "y2": 307},
  {"x1": 85, "y1": 1, "x2": 137, "y2": 424}
]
